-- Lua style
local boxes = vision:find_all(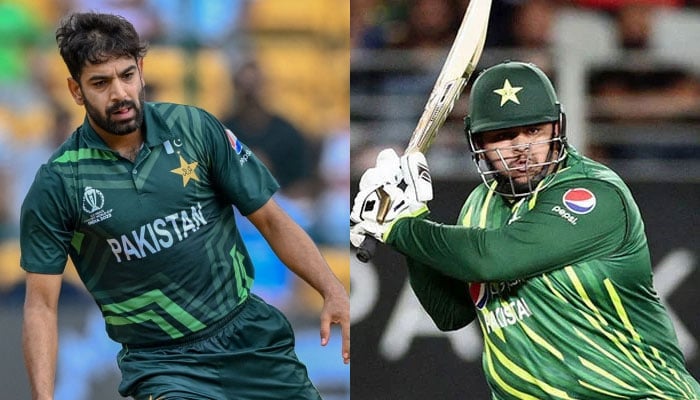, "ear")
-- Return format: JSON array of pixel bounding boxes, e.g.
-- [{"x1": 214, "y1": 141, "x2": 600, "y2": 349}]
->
[
  {"x1": 67, "y1": 77, "x2": 84, "y2": 106},
  {"x1": 137, "y1": 57, "x2": 145, "y2": 87}
]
